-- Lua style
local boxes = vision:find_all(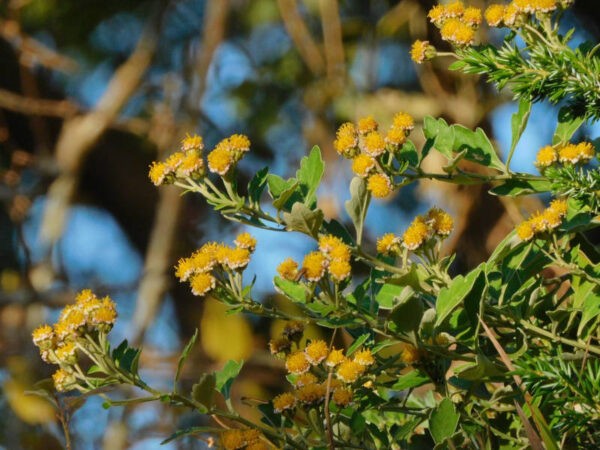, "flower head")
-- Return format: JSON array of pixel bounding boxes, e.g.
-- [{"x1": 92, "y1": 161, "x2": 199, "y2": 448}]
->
[
  {"x1": 325, "y1": 348, "x2": 346, "y2": 367},
  {"x1": 357, "y1": 116, "x2": 378, "y2": 135},
  {"x1": 445, "y1": 1, "x2": 465, "y2": 18},
  {"x1": 362, "y1": 131, "x2": 386, "y2": 157},
  {"x1": 189, "y1": 272, "x2": 216, "y2": 297},
  {"x1": 302, "y1": 251, "x2": 328, "y2": 282},
  {"x1": 549, "y1": 198, "x2": 568, "y2": 216},
  {"x1": 333, "y1": 387, "x2": 353, "y2": 406},
  {"x1": 503, "y1": 3, "x2": 521, "y2": 27},
  {"x1": 336, "y1": 360, "x2": 366, "y2": 383},
  {"x1": 305, "y1": 340, "x2": 329, "y2": 365},
  {"x1": 32, "y1": 324, "x2": 54, "y2": 350},
  {"x1": 462, "y1": 7, "x2": 482, "y2": 26},
  {"x1": 535, "y1": 145, "x2": 557, "y2": 169},
  {"x1": 392, "y1": 112, "x2": 415, "y2": 132},
  {"x1": 52, "y1": 368, "x2": 76, "y2": 392},
  {"x1": 273, "y1": 392, "x2": 297, "y2": 413},
  {"x1": 427, "y1": 207, "x2": 454, "y2": 236},
  {"x1": 516, "y1": 221, "x2": 535, "y2": 241},
  {"x1": 351, "y1": 154, "x2": 376, "y2": 178},
  {"x1": 207, "y1": 144, "x2": 235, "y2": 175},
  {"x1": 228, "y1": 134, "x2": 251, "y2": 153},
  {"x1": 176, "y1": 150, "x2": 205, "y2": 178},
  {"x1": 225, "y1": 247, "x2": 251, "y2": 270},
  {"x1": 385, "y1": 126, "x2": 408, "y2": 148},
  {"x1": 319, "y1": 235, "x2": 351, "y2": 261},
  {"x1": 296, "y1": 383, "x2": 327, "y2": 405},
  {"x1": 485, "y1": 4, "x2": 505, "y2": 26},
  {"x1": 221, "y1": 429, "x2": 246, "y2": 450},
  {"x1": 410, "y1": 40, "x2": 431, "y2": 64},
  {"x1": 294, "y1": 372, "x2": 319, "y2": 387},
  {"x1": 277, "y1": 258, "x2": 299, "y2": 281},
  {"x1": 181, "y1": 134, "x2": 204, "y2": 151},
  {"x1": 234, "y1": 232, "x2": 257, "y2": 252},
  {"x1": 353, "y1": 349, "x2": 375, "y2": 366},
  {"x1": 328, "y1": 259, "x2": 352, "y2": 282},
  {"x1": 286, "y1": 351, "x2": 311, "y2": 374},
  {"x1": 55, "y1": 341, "x2": 78, "y2": 364},
  {"x1": 334, "y1": 123, "x2": 359, "y2": 158},
  {"x1": 148, "y1": 161, "x2": 169, "y2": 186},
  {"x1": 402, "y1": 216, "x2": 431, "y2": 250},
  {"x1": 440, "y1": 18, "x2": 476, "y2": 46},
  {"x1": 401, "y1": 344, "x2": 422, "y2": 364},
  {"x1": 377, "y1": 233, "x2": 400, "y2": 255},
  {"x1": 367, "y1": 173, "x2": 393, "y2": 198}
]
